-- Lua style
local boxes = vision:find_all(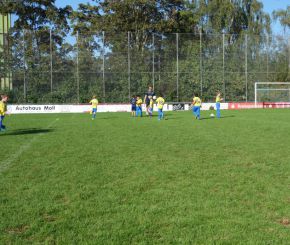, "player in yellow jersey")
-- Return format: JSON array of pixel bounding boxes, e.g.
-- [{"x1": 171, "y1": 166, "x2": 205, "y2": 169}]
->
[
  {"x1": 89, "y1": 95, "x2": 98, "y2": 120},
  {"x1": 136, "y1": 95, "x2": 143, "y2": 117},
  {"x1": 216, "y1": 91, "x2": 223, "y2": 118},
  {"x1": 192, "y1": 93, "x2": 201, "y2": 120},
  {"x1": 0, "y1": 94, "x2": 8, "y2": 132},
  {"x1": 156, "y1": 94, "x2": 165, "y2": 120},
  {"x1": 148, "y1": 96, "x2": 154, "y2": 118}
]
